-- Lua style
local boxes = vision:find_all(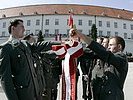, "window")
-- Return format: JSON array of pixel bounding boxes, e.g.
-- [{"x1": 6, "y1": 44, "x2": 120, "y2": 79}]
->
[
  {"x1": 107, "y1": 31, "x2": 111, "y2": 37},
  {"x1": 2, "y1": 31, "x2": 5, "y2": 36},
  {"x1": 115, "y1": 32, "x2": 118, "y2": 36},
  {"x1": 78, "y1": 20, "x2": 82, "y2": 25},
  {"x1": 67, "y1": 19, "x2": 69, "y2": 25},
  {"x1": 55, "y1": 29, "x2": 59, "y2": 34},
  {"x1": 131, "y1": 33, "x2": 133, "y2": 39},
  {"x1": 88, "y1": 20, "x2": 92, "y2": 26},
  {"x1": 2, "y1": 22, "x2": 6, "y2": 28},
  {"x1": 124, "y1": 33, "x2": 127, "y2": 39},
  {"x1": 106, "y1": 21, "x2": 110, "y2": 27},
  {"x1": 45, "y1": 29, "x2": 49, "y2": 37},
  {"x1": 26, "y1": 30, "x2": 30, "y2": 34},
  {"x1": 123, "y1": 23, "x2": 126, "y2": 29},
  {"x1": 45, "y1": 19, "x2": 49, "y2": 25},
  {"x1": 89, "y1": 30, "x2": 91, "y2": 35},
  {"x1": 78, "y1": 30, "x2": 82, "y2": 33},
  {"x1": 55, "y1": 19, "x2": 59, "y2": 25},
  {"x1": 130, "y1": 24, "x2": 133, "y2": 30},
  {"x1": 36, "y1": 19, "x2": 40, "y2": 25},
  {"x1": 99, "y1": 30, "x2": 103, "y2": 36},
  {"x1": 98, "y1": 21, "x2": 102, "y2": 27},
  {"x1": 35, "y1": 30, "x2": 40, "y2": 35},
  {"x1": 27, "y1": 20, "x2": 31, "y2": 26},
  {"x1": 114, "y1": 22, "x2": 118, "y2": 28},
  {"x1": 45, "y1": 29, "x2": 49, "y2": 34}
]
